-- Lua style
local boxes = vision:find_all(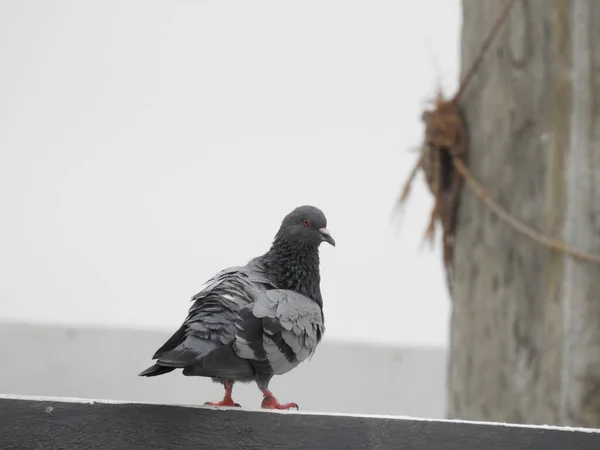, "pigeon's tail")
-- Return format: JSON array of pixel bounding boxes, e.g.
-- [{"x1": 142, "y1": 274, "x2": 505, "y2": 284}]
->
[{"x1": 138, "y1": 363, "x2": 175, "y2": 377}]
